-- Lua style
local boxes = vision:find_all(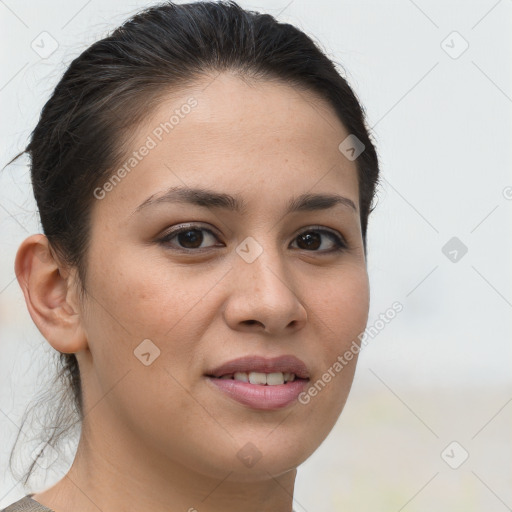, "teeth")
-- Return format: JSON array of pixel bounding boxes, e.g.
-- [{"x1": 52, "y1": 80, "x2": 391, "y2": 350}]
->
[
  {"x1": 228, "y1": 371, "x2": 296, "y2": 385},
  {"x1": 234, "y1": 371, "x2": 249, "y2": 382},
  {"x1": 248, "y1": 372, "x2": 267, "y2": 385},
  {"x1": 266, "y1": 372, "x2": 285, "y2": 385}
]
